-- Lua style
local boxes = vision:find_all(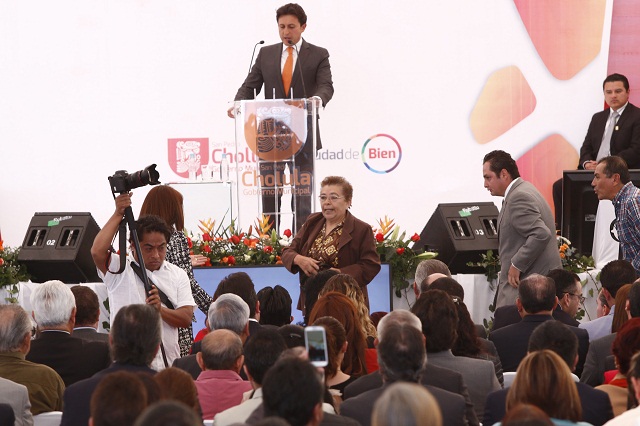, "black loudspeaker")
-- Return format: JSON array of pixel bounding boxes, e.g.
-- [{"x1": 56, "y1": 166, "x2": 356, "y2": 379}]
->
[
  {"x1": 18, "y1": 212, "x2": 102, "y2": 283},
  {"x1": 416, "y1": 202, "x2": 499, "y2": 274}
]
